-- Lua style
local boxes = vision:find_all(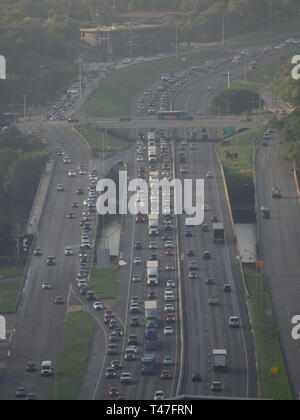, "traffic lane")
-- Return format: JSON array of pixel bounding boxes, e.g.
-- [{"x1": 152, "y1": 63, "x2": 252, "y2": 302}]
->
[
  {"x1": 177, "y1": 141, "x2": 257, "y2": 398},
  {"x1": 0, "y1": 152, "x2": 88, "y2": 399},
  {"x1": 209, "y1": 144, "x2": 258, "y2": 398},
  {"x1": 256, "y1": 135, "x2": 300, "y2": 397}
]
